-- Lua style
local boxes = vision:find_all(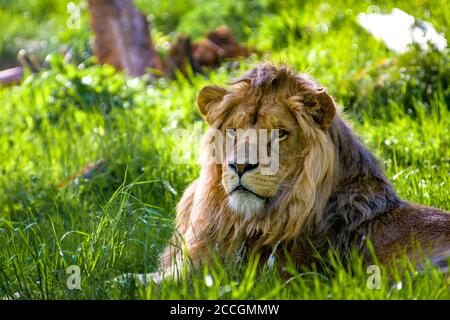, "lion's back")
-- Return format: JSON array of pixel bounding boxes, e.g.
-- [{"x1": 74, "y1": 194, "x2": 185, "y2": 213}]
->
[{"x1": 370, "y1": 203, "x2": 450, "y2": 265}]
